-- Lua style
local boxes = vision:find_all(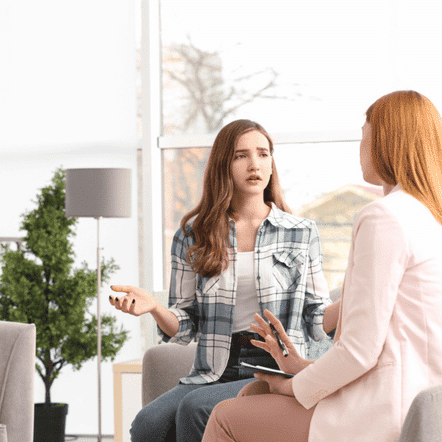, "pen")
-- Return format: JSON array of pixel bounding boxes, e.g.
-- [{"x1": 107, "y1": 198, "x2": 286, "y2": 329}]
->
[{"x1": 270, "y1": 323, "x2": 289, "y2": 357}]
